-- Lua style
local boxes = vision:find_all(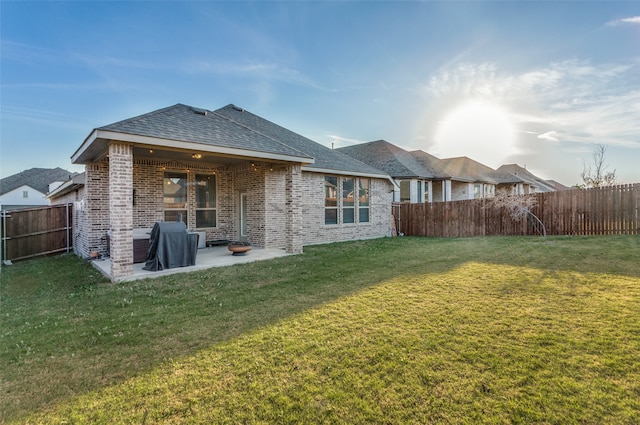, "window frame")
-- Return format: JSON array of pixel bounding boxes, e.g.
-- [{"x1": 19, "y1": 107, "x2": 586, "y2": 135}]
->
[
  {"x1": 399, "y1": 180, "x2": 411, "y2": 202},
  {"x1": 163, "y1": 171, "x2": 188, "y2": 224},
  {"x1": 342, "y1": 177, "x2": 355, "y2": 224},
  {"x1": 195, "y1": 173, "x2": 217, "y2": 228},
  {"x1": 324, "y1": 175, "x2": 338, "y2": 225},
  {"x1": 324, "y1": 175, "x2": 371, "y2": 226},
  {"x1": 358, "y1": 178, "x2": 370, "y2": 223}
]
